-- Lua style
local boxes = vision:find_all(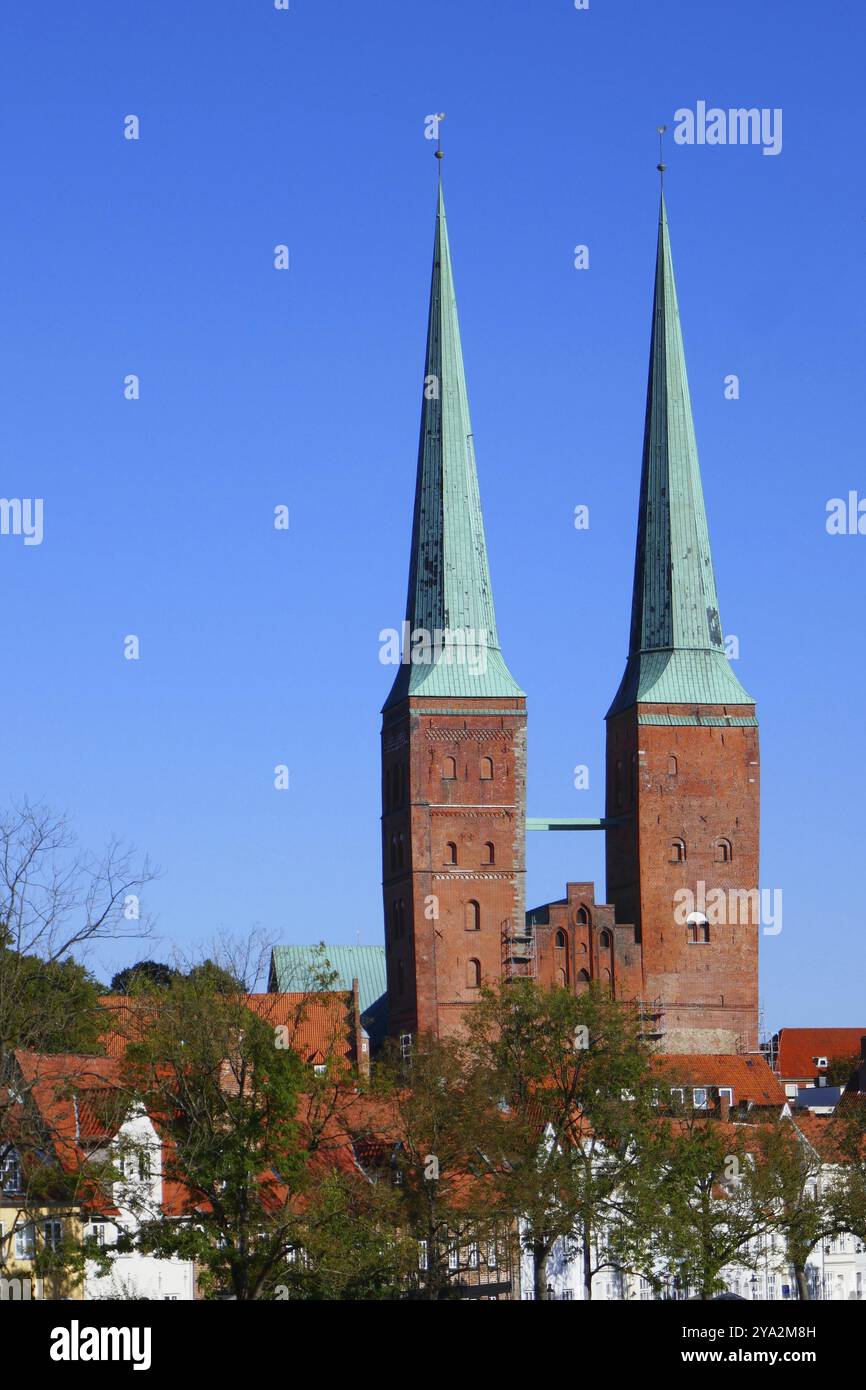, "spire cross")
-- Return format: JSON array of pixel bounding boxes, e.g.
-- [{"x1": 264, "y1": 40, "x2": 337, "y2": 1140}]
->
[{"x1": 657, "y1": 124, "x2": 667, "y2": 182}]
